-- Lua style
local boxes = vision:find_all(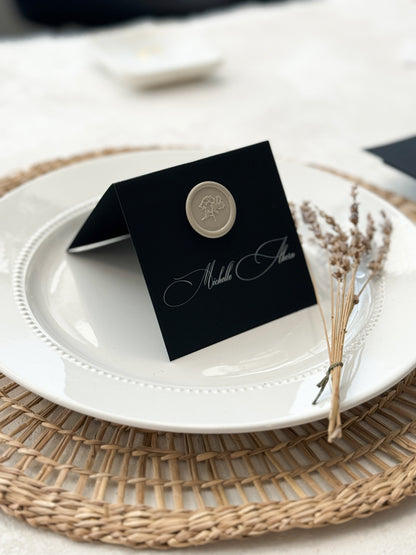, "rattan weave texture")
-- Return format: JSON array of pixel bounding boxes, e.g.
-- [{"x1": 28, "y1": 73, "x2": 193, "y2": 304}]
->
[{"x1": 0, "y1": 148, "x2": 415, "y2": 550}]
